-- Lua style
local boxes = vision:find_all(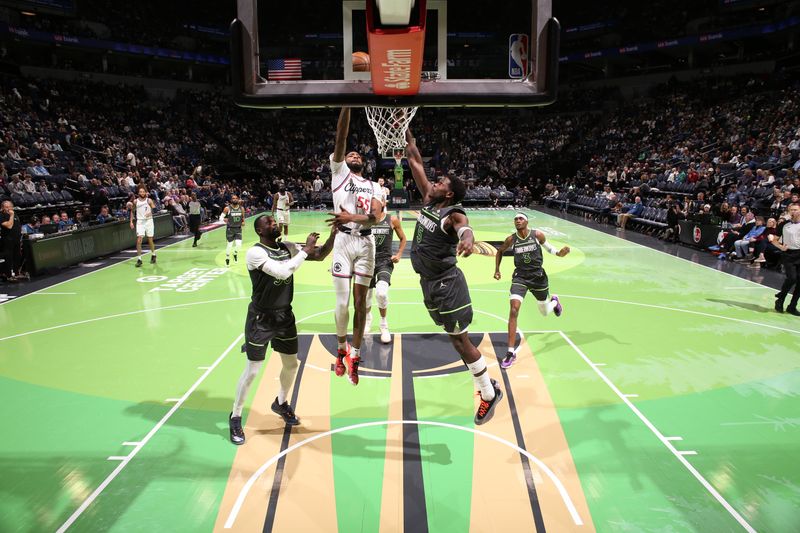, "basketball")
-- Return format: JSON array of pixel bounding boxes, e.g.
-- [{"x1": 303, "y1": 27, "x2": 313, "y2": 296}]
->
[{"x1": 352, "y1": 51, "x2": 370, "y2": 72}]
